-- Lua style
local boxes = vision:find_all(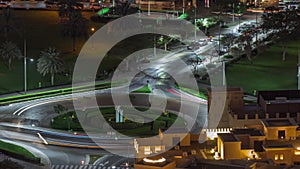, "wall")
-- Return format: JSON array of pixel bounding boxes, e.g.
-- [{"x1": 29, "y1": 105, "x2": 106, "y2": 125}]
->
[
  {"x1": 223, "y1": 142, "x2": 242, "y2": 160},
  {"x1": 264, "y1": 127, "x2": 297, "y2": 140},
  {"x1": 265, "y1": 149, "x2": 293, "y2": 165},
  {"x1": 135, "y1": 161, "x2": 176, "y2": 169},
  {"x1": 162, "y1": 133, "x2": 190, "y2": 147}
]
